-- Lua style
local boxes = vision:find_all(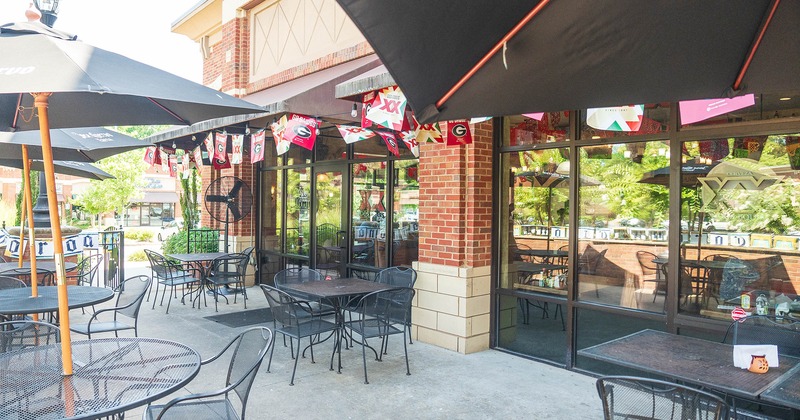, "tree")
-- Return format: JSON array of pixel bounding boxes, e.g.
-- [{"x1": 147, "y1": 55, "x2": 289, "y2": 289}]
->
[{"x1": 180, "y1": 167, "x2": 200, "y2": 230}]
